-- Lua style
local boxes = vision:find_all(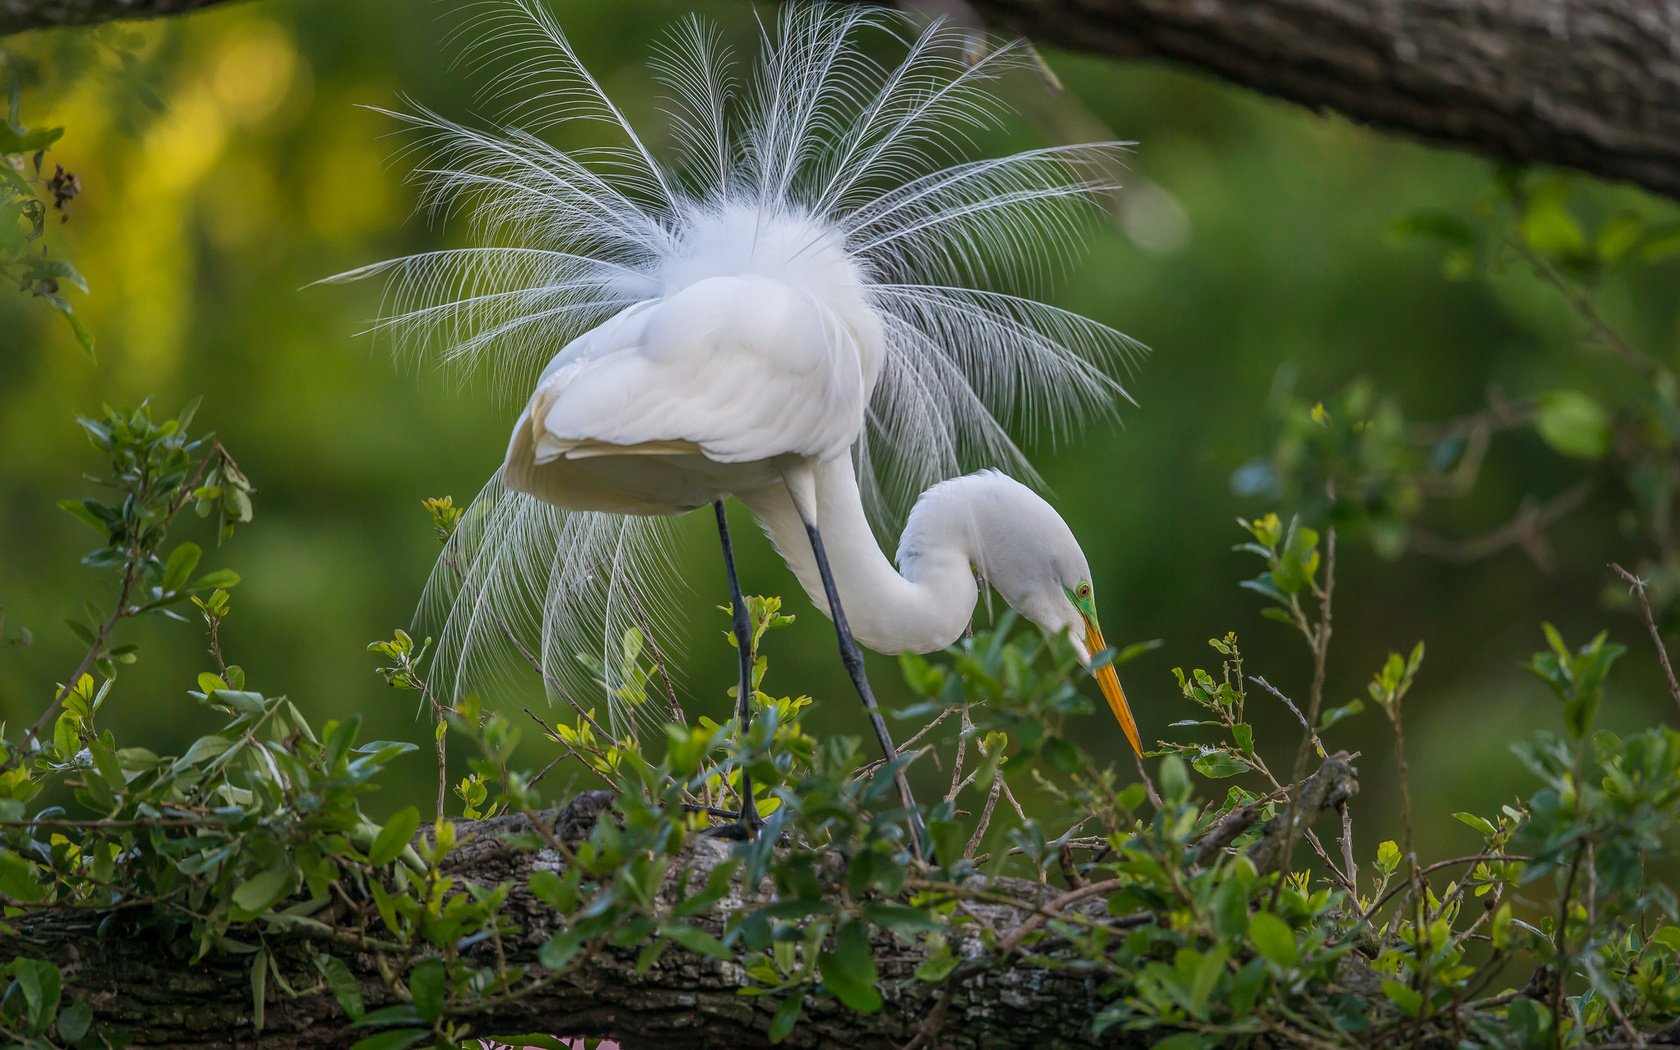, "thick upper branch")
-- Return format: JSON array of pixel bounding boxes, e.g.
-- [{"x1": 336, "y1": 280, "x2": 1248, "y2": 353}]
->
[
  {"x1": 0, "y1": 0, "x2": 236, "y2": 33},
  {"x1": 962, "y1": 0, "x2": 1680, "y2": 200}
]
